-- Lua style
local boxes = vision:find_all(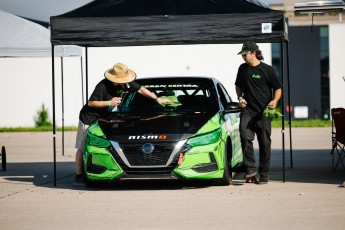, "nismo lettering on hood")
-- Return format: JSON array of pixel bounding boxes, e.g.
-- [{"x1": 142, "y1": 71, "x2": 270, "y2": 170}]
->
[{"x1": 128, "y1": 135, "x2": 167, "y2": 140}]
